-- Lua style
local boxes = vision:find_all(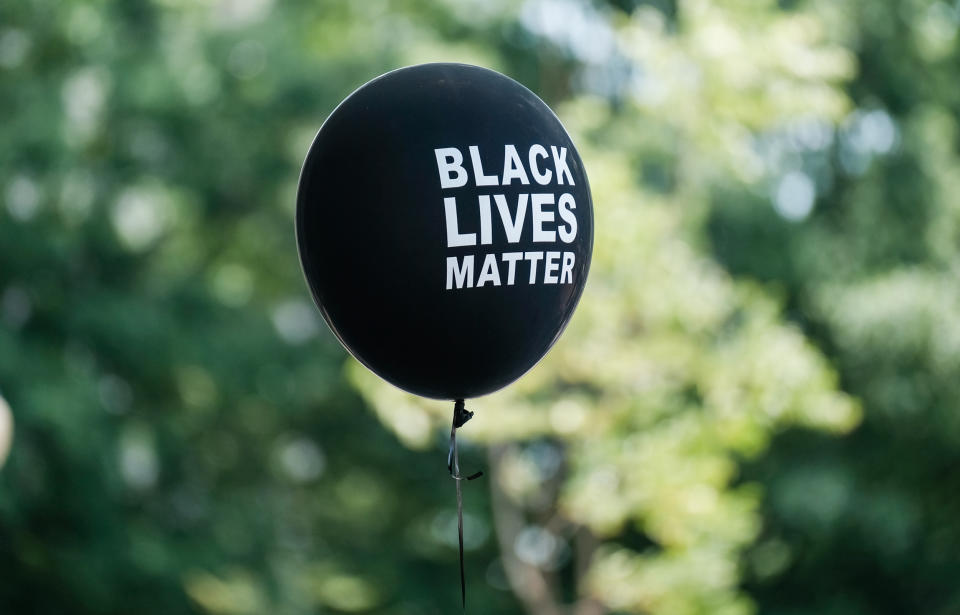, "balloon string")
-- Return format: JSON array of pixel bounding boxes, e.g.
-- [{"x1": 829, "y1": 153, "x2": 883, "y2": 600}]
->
[{"x1": 447, "y1": 399, "x2": 483, "y2": 610}]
